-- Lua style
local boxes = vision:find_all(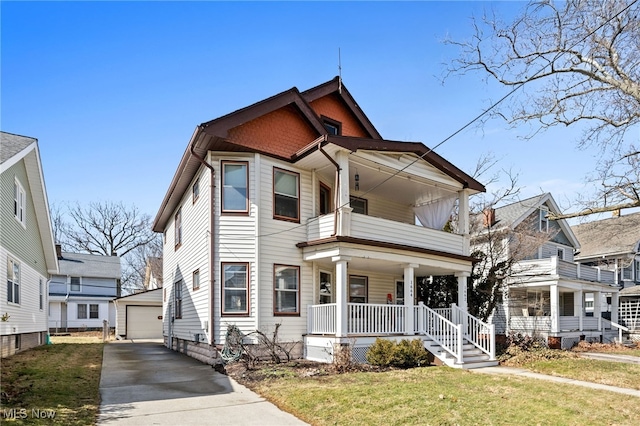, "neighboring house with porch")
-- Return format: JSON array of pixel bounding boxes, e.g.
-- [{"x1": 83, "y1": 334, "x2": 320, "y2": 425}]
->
[
  {"x1": 476, "y1": 193, "x2": 621, "y2": 349},
  {"x1": 153, "y1": 77, "x2": 498, "y2": 369},
  {"x1": 0, "y1": 132, "x2": 59, "y2": 357},
  {"x1": 571, "y1": 211, "x2": 640, "y2": 338},
  {"x1": 48, "y1": 246, "x2": 121, "y2": 332}
]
